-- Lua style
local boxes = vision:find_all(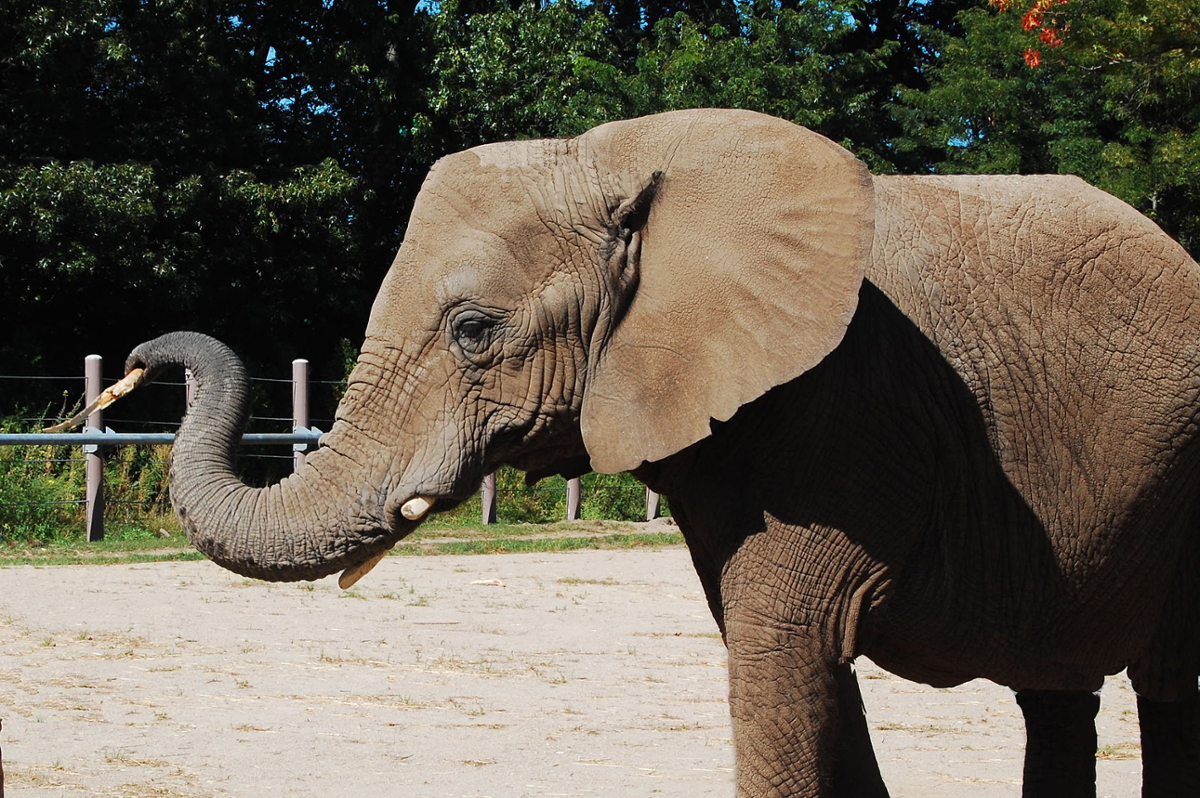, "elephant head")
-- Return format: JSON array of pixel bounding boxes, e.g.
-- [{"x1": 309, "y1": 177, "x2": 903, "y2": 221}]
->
[{"x1": 125, "y1": 109, "x2": 874, "y2": 583}]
